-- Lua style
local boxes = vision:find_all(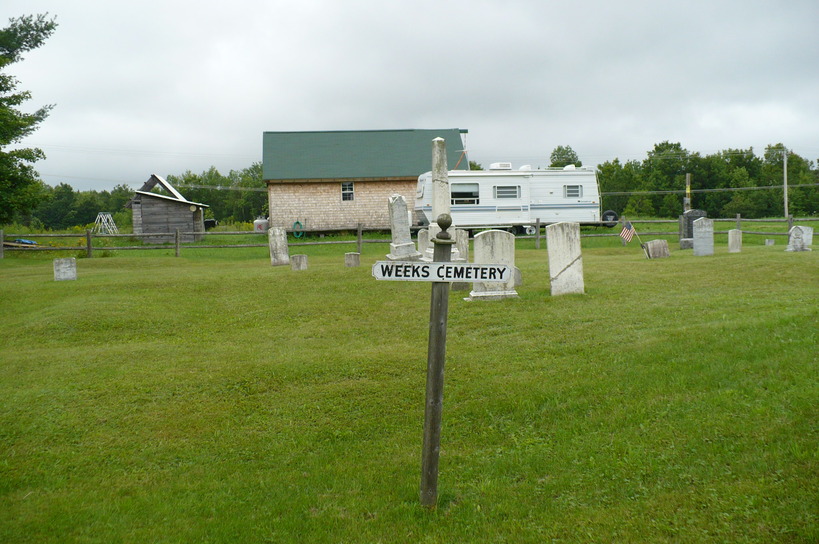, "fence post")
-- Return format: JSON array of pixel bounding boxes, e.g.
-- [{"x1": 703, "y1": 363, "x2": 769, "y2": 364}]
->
[
  {"x1": 678, "y1": 215, "x2": 684, "y2": 241},
  {"x1": 787, "y1": 214, "x2": 793, "y2": 230},
  {"x1": 0, "y1": 229, "x2": 4, "y2": 259},
  {"x1": 175, "y1": 229, "x2": 181, "y2": 257},
  {"x1": 736, "y1": 214, "x2": 741, "y2": 230},
  {"x1": 356, "y1": 223, "x2": 363, "y2": 254},
  {"x1": 535, "y1": 218, "x2": 541, "y2": 249},
  {"x1": 85, "y1": 229, "x2": 93, "y2": 258}
]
